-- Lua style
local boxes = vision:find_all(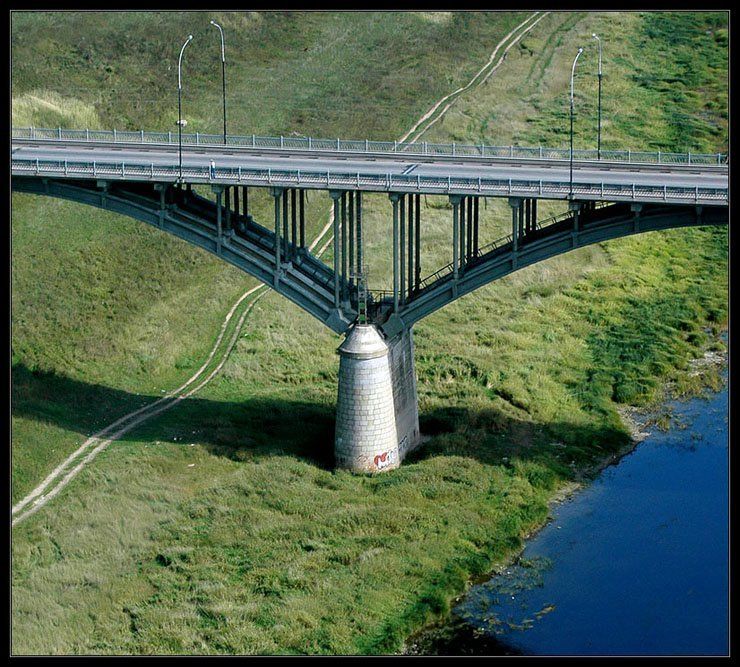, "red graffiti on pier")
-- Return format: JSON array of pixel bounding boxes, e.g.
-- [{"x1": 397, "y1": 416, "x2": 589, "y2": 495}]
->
[
  {"x1": 374, "y1": 452, "x2": 389, "y2": 467},
  {"x1": 374, "y1": 450, "x2": 397, "y2": 470}
]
